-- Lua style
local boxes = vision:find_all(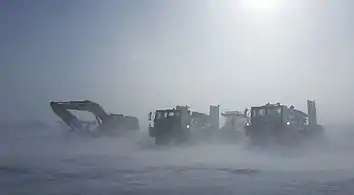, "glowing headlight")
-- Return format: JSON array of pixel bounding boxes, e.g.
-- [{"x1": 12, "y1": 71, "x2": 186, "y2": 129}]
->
[
  {"x1": 246, "y1": 123, "x2": 250, "y2": 126},
  {"x1": 186, "y1": 125, "x2": 190, "y2": 128},
  {"x1": 286, "y1": 122, "x2": 290, "y2": 125}
]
